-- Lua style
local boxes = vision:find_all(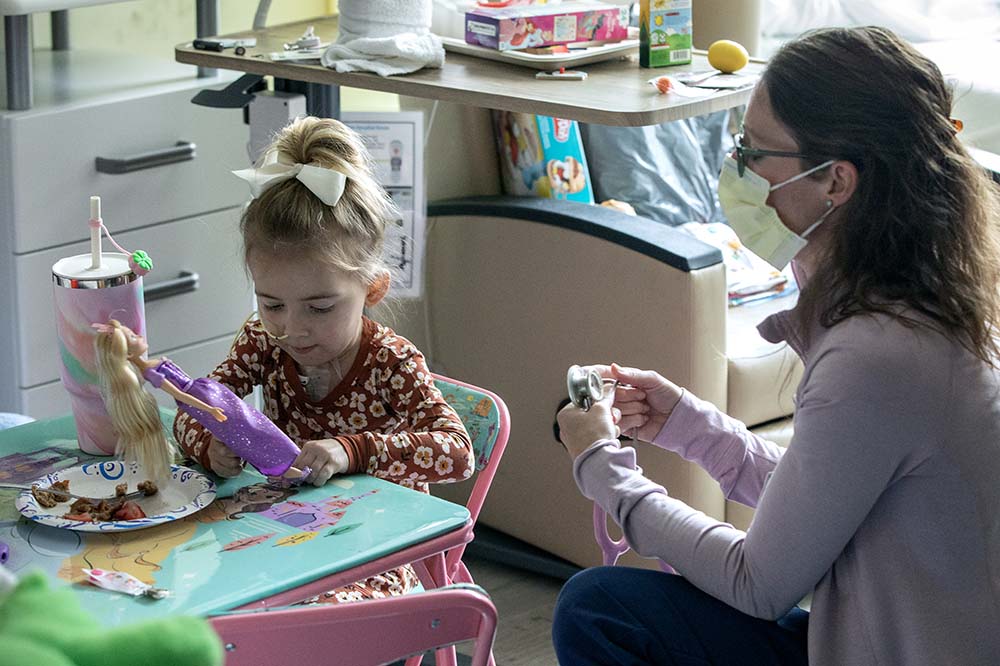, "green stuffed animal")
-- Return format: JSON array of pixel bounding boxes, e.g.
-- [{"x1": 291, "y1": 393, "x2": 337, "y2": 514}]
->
[{"x1": 0, "y1": 571, "x2": 222, "y2": 666}]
